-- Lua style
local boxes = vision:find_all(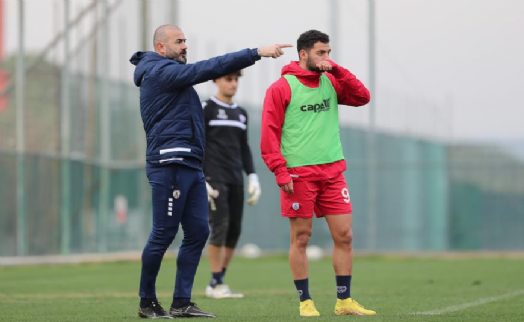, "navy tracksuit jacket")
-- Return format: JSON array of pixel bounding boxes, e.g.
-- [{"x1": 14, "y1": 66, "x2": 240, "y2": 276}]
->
[{"x1": 130, "y1": 48, "x2": 261, "y2": 300}]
